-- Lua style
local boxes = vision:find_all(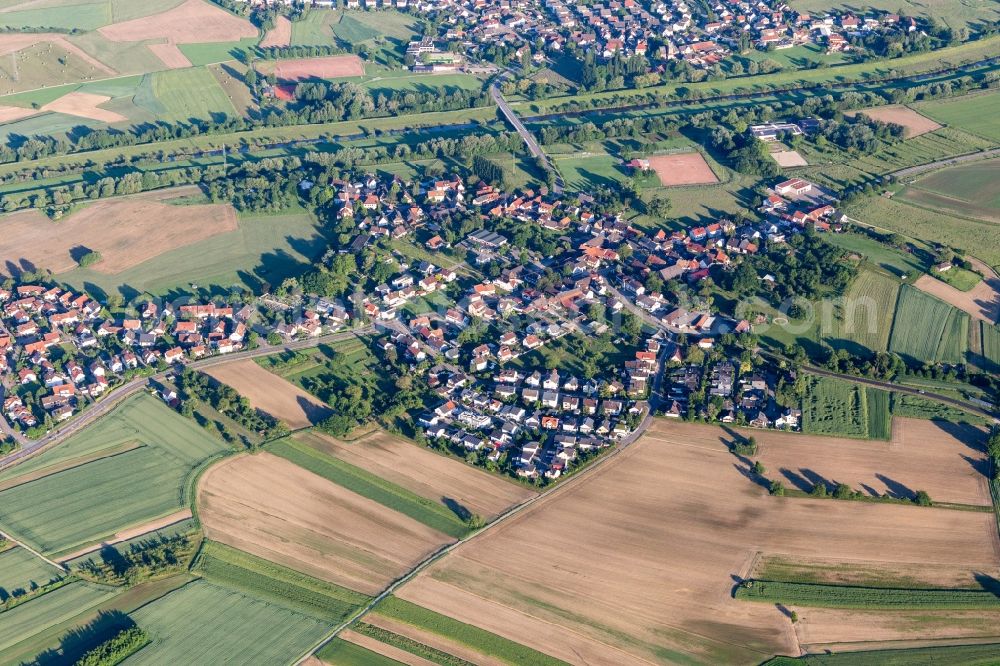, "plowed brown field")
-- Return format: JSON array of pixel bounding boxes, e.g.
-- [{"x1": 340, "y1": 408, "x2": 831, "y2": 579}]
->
[
  {"x1": 397, "y1": 419, "x2": 1000, "y2": 664},
  {"x1": 198, "y1": 453, "x2": 452, "y2": 595},
  {"x1": 98, "y1": 0, "x2": 257, "y2": 44},
  {"x1": 294, "y1": 430, "x2": 536, "y2": 519},
  {"x1": 202, "y1": 360, "x2": 333, "y2": 429}
]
